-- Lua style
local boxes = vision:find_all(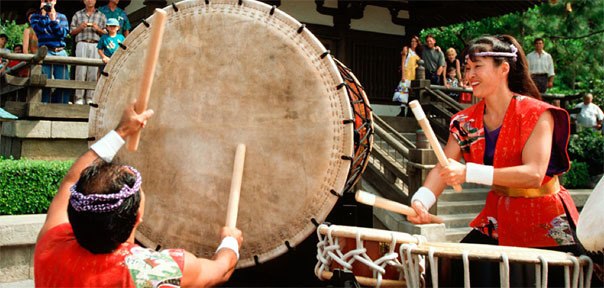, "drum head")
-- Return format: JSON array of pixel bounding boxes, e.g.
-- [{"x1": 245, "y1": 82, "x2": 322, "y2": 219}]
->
[{"x1": 90, "y1": 0, "x2": 353, "y2": 268}]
